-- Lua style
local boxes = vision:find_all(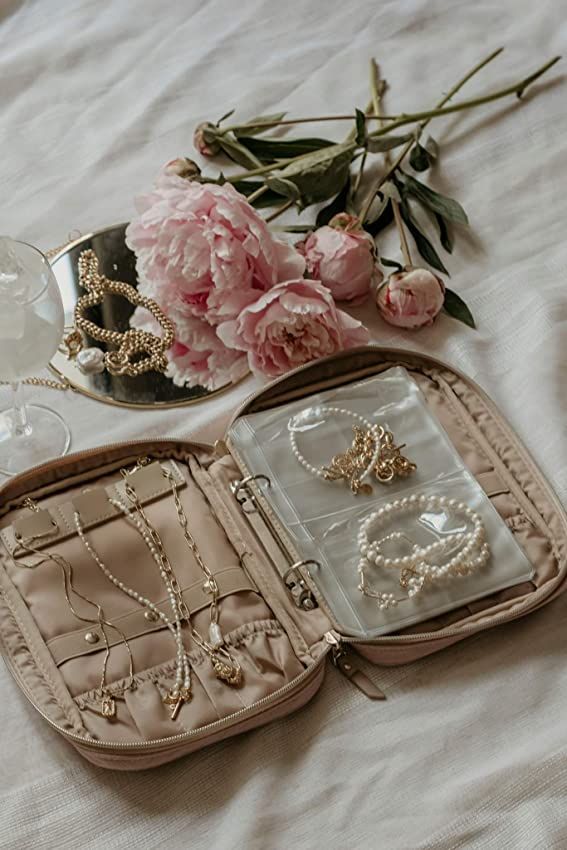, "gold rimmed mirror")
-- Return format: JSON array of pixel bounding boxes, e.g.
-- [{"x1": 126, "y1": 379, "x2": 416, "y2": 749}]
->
[{"x1": 49, "y1": 224, "x2": 242, "y2": 408}]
